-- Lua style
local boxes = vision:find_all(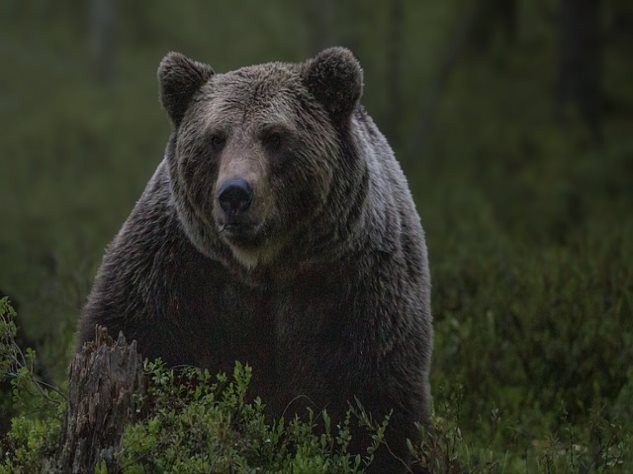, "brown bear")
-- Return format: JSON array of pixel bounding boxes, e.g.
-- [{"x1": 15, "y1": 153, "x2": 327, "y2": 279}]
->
[{"x1": 78, "y1": 47, "x2": 433, "y2": 472}]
